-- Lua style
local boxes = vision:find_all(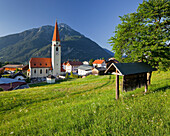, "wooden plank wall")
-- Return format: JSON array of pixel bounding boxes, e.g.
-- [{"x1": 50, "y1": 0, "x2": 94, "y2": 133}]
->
[{"x1": 123, "y1": 73, "x2": 147, "y2": 92}]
